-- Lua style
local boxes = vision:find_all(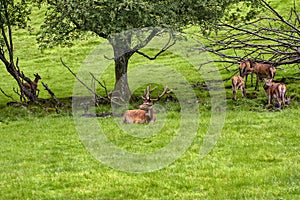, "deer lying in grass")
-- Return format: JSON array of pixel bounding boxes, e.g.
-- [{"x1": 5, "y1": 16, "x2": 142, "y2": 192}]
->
[
  {"x1": 23, "y1": 73, "x2": 41, "y2": 97},
  {"x1": 122, "y1": 86, "x2": 170, "y2": 124},
  {"x1": 232, "y1": 75, "x2": 246, "y2": 101},
  {"x1": 239, "y1": 59, "x2": 276, "y2": 91},
  {"x1": 263, "y1": 79, "x2": 290, "y2": 109}
]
